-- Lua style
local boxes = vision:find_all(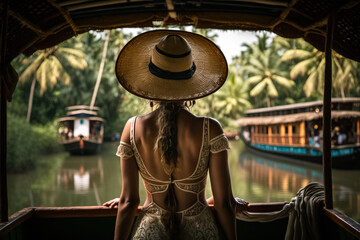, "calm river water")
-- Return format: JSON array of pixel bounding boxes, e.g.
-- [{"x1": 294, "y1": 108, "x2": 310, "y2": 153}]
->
[{"x1": 8, "y1": 141, "x2": 360, "y2": 222}]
